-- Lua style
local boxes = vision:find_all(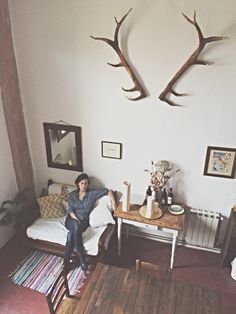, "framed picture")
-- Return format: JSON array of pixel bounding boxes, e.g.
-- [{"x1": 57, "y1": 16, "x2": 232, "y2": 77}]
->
[
  {"x1": 203, "y1": 146, "x2": 236, "y2": 178},
  {"x1": 101, "y1": 141, "x2": 122, "y2": 159}
]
